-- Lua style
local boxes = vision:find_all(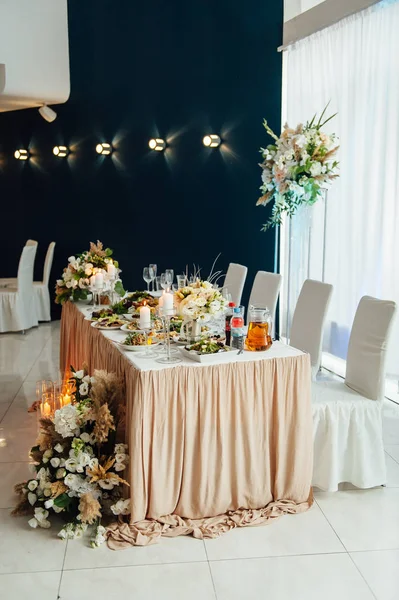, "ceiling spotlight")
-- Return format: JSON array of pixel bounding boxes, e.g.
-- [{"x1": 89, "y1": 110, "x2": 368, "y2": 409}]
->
[
  {"x1": 149, "y1": 138, "x2": 166, "y2": 152},
  {"x1": 14, "y1": 149, "x2": 29, "y2": 161},
  {"x1": 38, "y1": 105, "x2": 57, "y2": 123},
  {"x1": 203, "y1": 134, "x2": 221, "y2": 148},
  {"x1": 96, "y1": 143, "x2": 112, "y2": 155},
  {"x1": 53, "y1": 145, "x2": 69, "y2": 158}
]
